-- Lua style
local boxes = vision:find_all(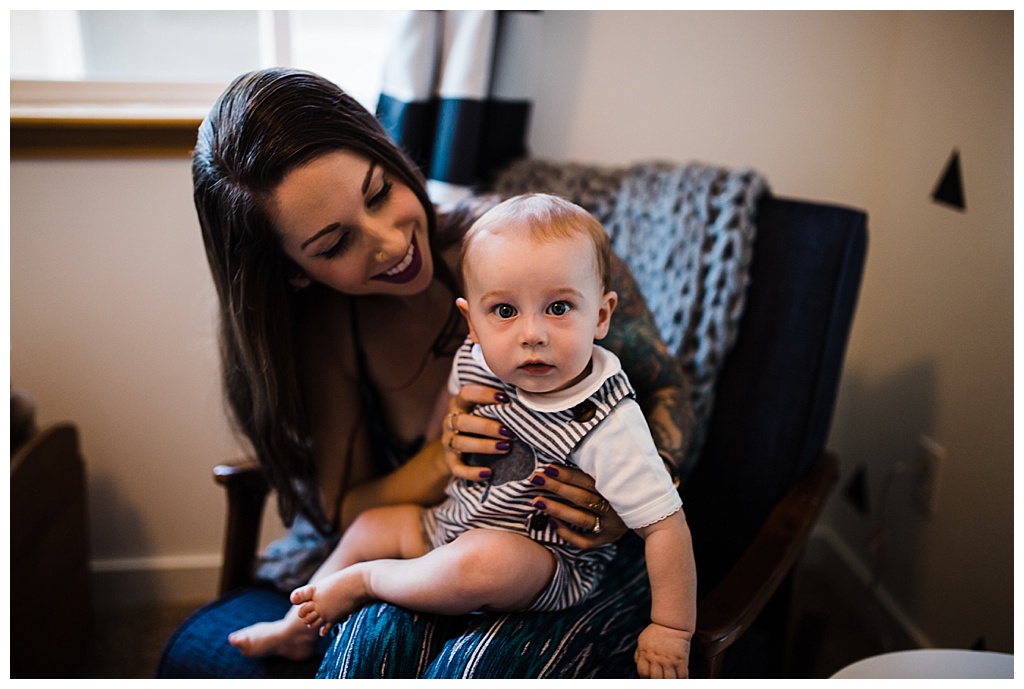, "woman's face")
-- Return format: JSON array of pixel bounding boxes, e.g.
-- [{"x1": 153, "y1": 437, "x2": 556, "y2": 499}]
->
[{"x1": 271, "y1": 149, "x2": 433, "y2": 297}]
